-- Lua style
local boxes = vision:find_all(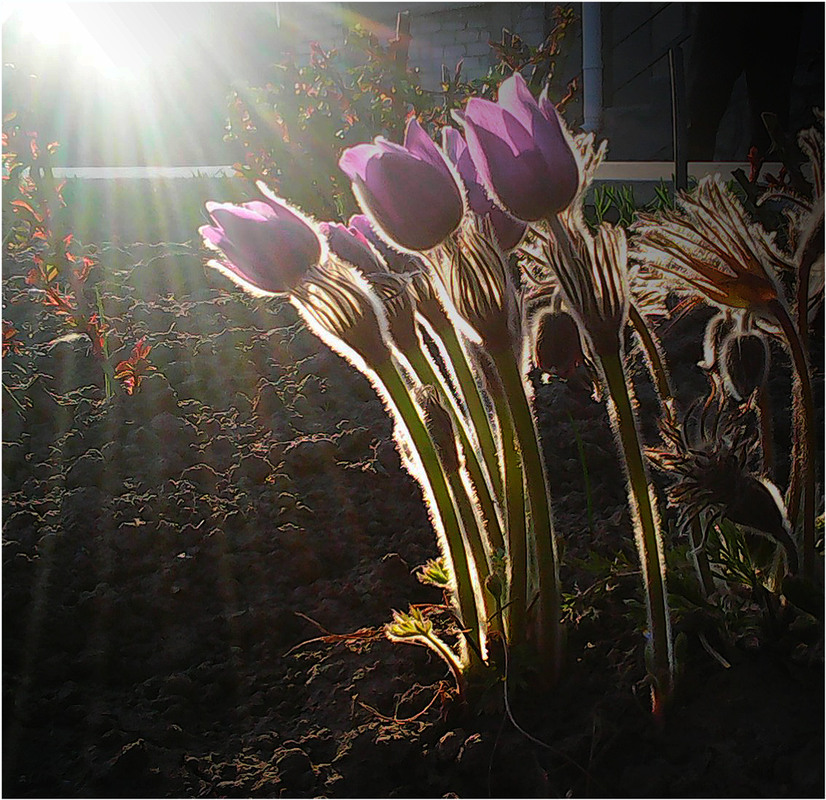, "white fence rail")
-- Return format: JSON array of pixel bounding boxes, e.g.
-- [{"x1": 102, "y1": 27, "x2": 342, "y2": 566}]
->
[{"x1": 48, "y1": 162, "x2": 781, "y2": 182}]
